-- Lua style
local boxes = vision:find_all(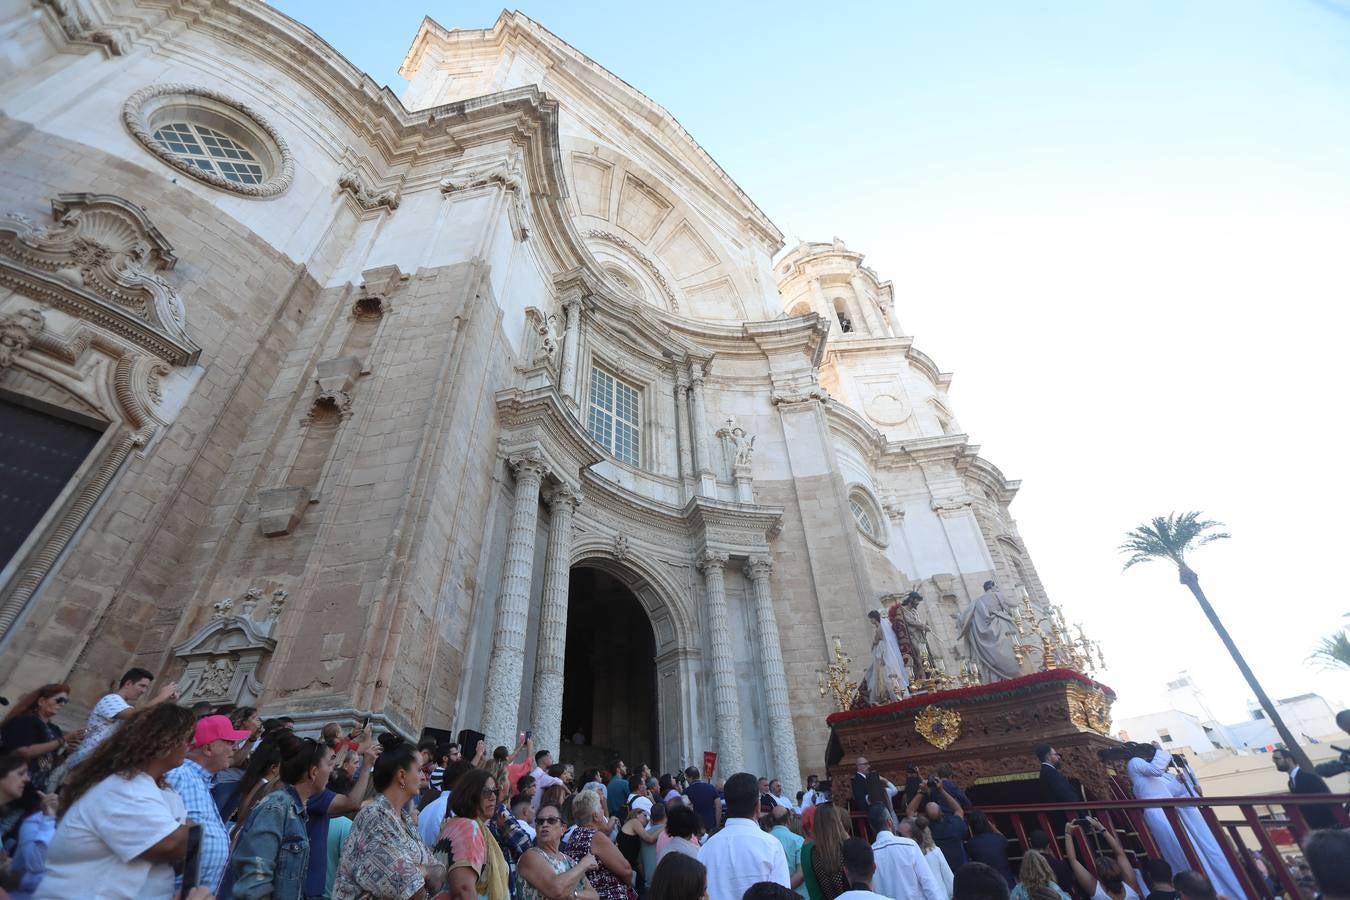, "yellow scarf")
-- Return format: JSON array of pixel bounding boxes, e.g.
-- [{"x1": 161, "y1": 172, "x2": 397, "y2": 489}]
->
[{"x1": 477, "y1": 817, "x2": 511, "y2": 900}]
